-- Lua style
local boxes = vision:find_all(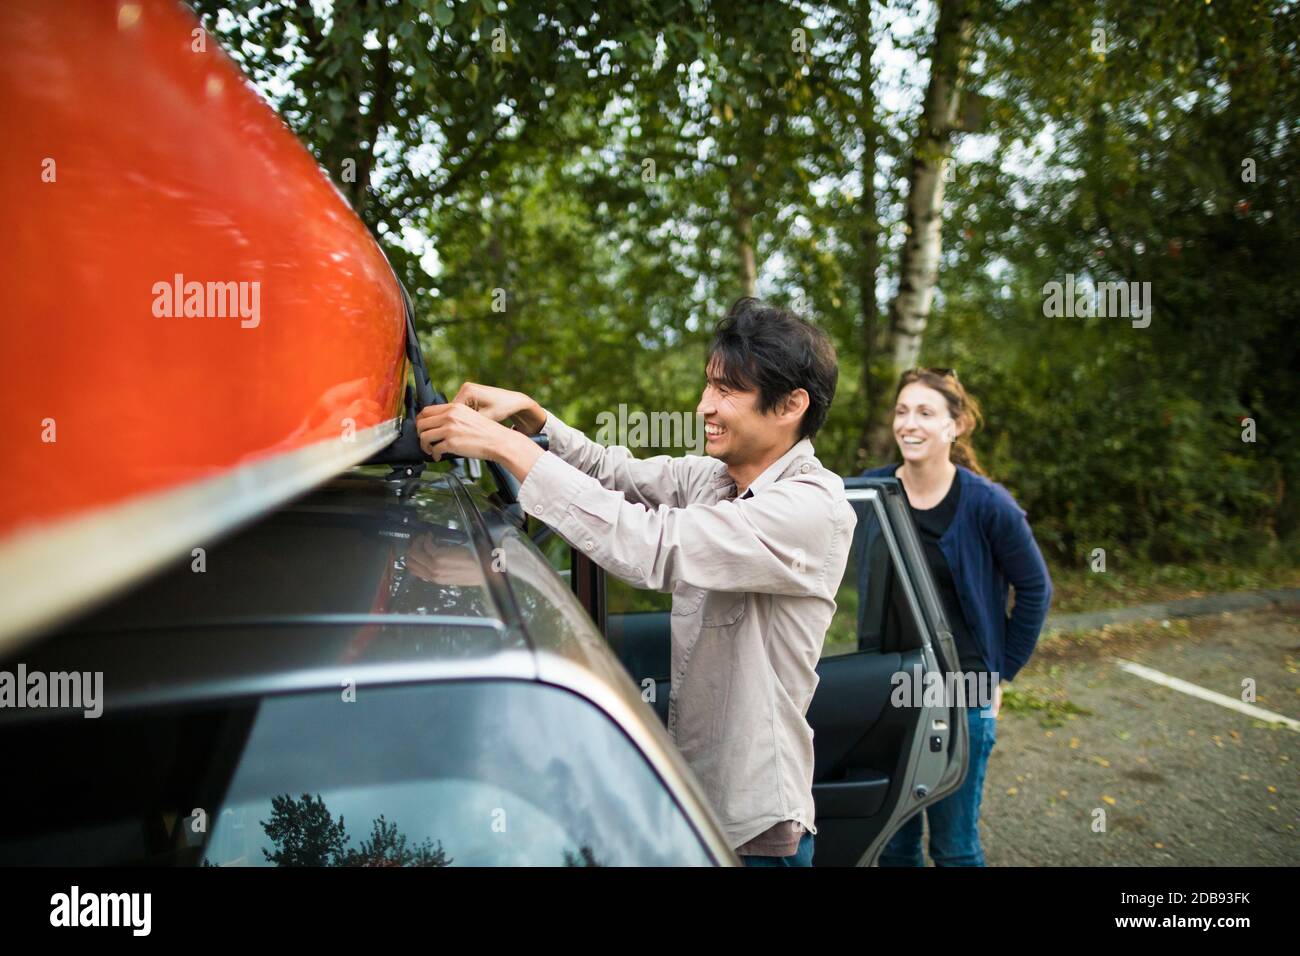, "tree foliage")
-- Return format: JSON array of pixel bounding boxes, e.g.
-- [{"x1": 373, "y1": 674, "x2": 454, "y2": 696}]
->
[
  {"x1": 258, "y1": 793, "x2": 453, "y2": 866},
  {"x1": 195, "y1": 0, "x2": 1299, "y2": 565}
]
